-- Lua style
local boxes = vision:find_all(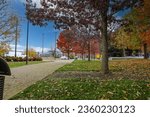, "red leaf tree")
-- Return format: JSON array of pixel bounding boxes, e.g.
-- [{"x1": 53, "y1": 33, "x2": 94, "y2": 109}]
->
[
  {"x1": 57, "y1": 29, "x2": 75, "y2": 59},
  {"x1": 73, "y1": 38, "x2": 88, "y2": 60}
]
